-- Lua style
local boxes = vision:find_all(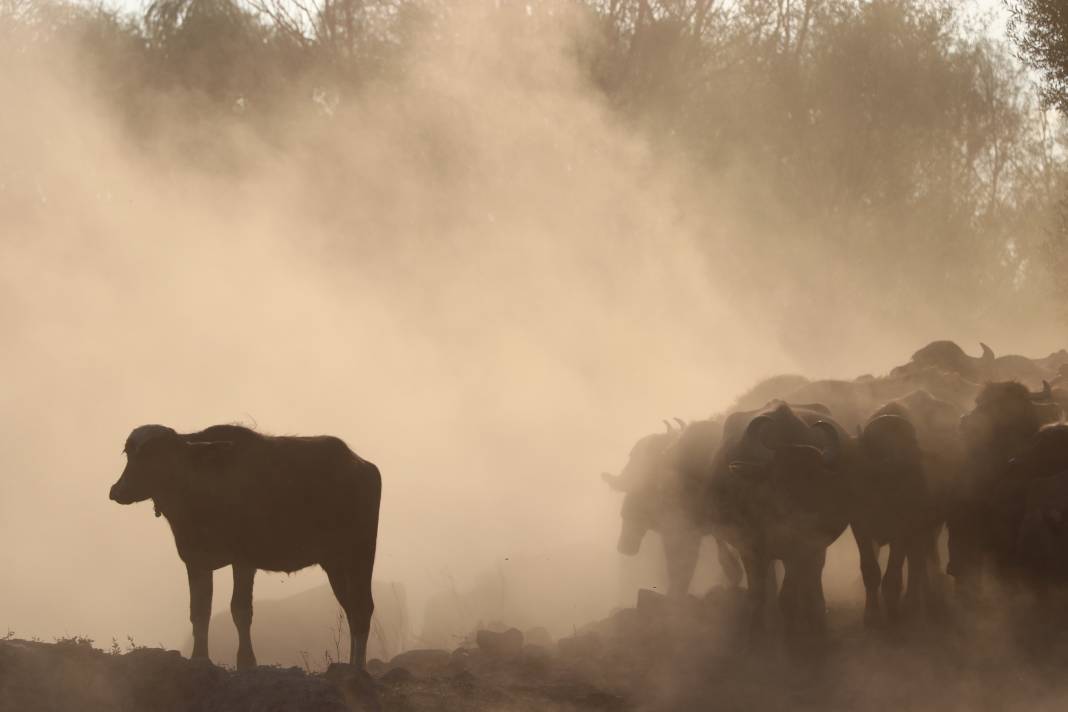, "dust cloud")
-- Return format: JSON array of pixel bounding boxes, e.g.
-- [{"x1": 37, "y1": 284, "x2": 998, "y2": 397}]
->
[{"x1": 0, "y1": 0, "x2": 1061, "y2": 655}]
